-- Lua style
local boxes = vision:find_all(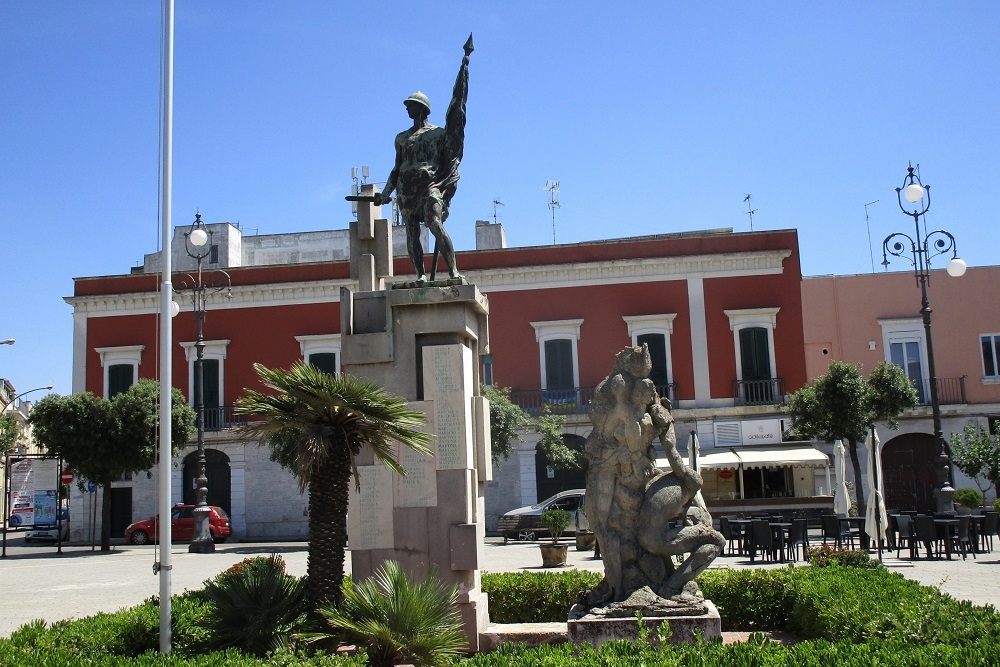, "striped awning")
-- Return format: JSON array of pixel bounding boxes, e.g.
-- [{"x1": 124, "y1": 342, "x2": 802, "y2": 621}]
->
[{"x1": 657, "y1": 446, "x2": 830, "y2": 471}]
